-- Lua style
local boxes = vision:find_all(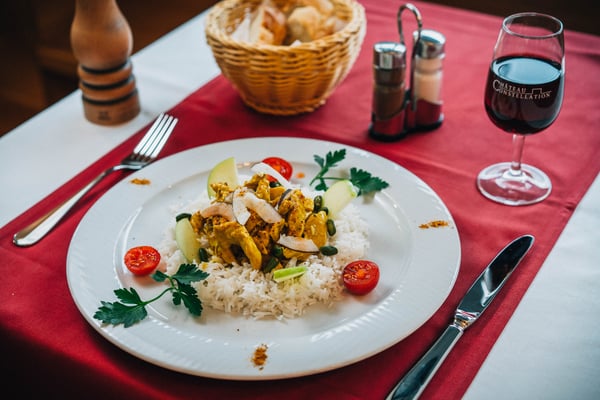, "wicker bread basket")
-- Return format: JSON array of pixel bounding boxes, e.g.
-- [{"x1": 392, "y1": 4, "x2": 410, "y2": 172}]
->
[{"x1": 205, "y1": 0, "x2": 366, "y2": 115}]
